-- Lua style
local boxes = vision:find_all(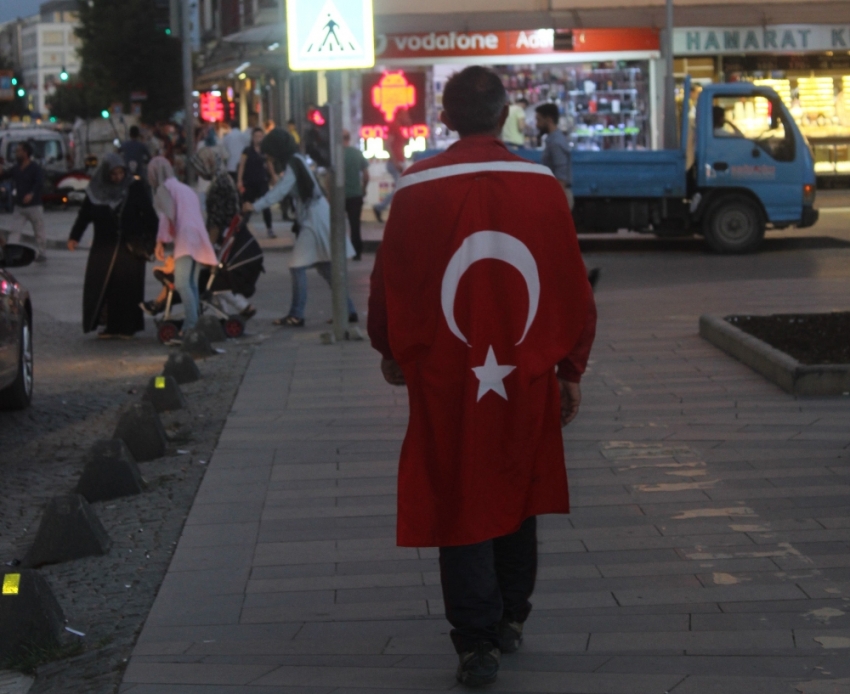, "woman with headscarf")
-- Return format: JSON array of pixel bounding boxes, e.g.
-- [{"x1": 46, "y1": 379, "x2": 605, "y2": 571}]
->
[
  {"x1": 243, "y1": 128, "x2": 357, "y2": 327},
  {"x1": 67, "y1": 153, "x2": 157, "y2": 338},
  {"x1": 148, "y1": 156, "x2": 217, "y2": 334},
  {"x1": 188, "y1": 146, "x2": 257, "y2": 319},
  {"x1": 190, "y1": 146, "x2": 238, "y2": 244}
]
